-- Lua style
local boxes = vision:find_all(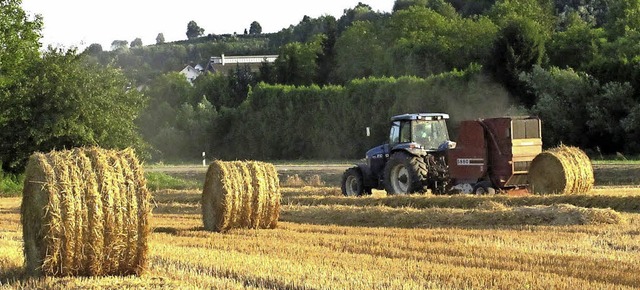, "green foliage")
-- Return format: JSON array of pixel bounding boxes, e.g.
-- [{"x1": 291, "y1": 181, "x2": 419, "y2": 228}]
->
[
  {"x1": 186, "y1": 20, "x2": 204, "y2": 40},
  {"x1": 337, "y1": 2, "x2": 383, "y2": 33},
  {"x1": 192, "y1": 72, "x2": 231, "y2": 108},
  {"x1": 110, "y1": 40, "x2": 128, "y2": 51},
  {"x1": 605, "y1": 0, "x2": 640, "y2": 39},
  {"x1": 145, "y1": 172, "x2": 200, "y2": 191},
  {"x1": 227, "y1": 65, "x2": 257, "y2": 107},
  {"x1": 131, "y1": 37, "x2": 143, "y2": 48},
  {"x1": 0, "y1": 0, "x2": 42, "y2": 88},
  {"x1": 275, "y1": 41, "x2": 321, "y2": 86},
  {"x1": 487, "y1": 18, "x2": 546, "y2": 106},
  {"x1": 138, "y1": 70, "x2": 221, "y2": 161},
  {"x1": 584, "y1": 31, "x2": 640, "y2": 90},
  {"x1": 334, "y1": 21, "x2": 386, "y2": 82},
  {"x1": 549, "y1": 13, "x2": 607, "y2": 70},
  {"x1": 554, "y1": 0, "x2": 609, "y2": 28},
  {"x1": 393, "y1": 0, "x2": 459, "y2": 17},
  {"x1": 387, "y1": 6, "x2": 498, "y2": 77},
  {"x1": 250, "y1": 21, "x2": 262, "y2": 34},
  {"x1": 156, "y1": 33, "x2": 165, "y2": 44},
  {"x1": 489, "y1": 0, "x2": 555, "y2": 37},
  {"x1": 0, "y1": 169, "x2": 23, "y2": 197},
  {"x1": 0, "y1": 48, "x2": 148, "y2": 172},
  {"x1": 209, "y1": 66, "x2": 516, "y2": 160},
  {"x1": 315, "y1": 17, "x2": 338, "y2": 85},
  {"x1": 521, "y1": 65, "x2": 640, "y2": 153}
]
